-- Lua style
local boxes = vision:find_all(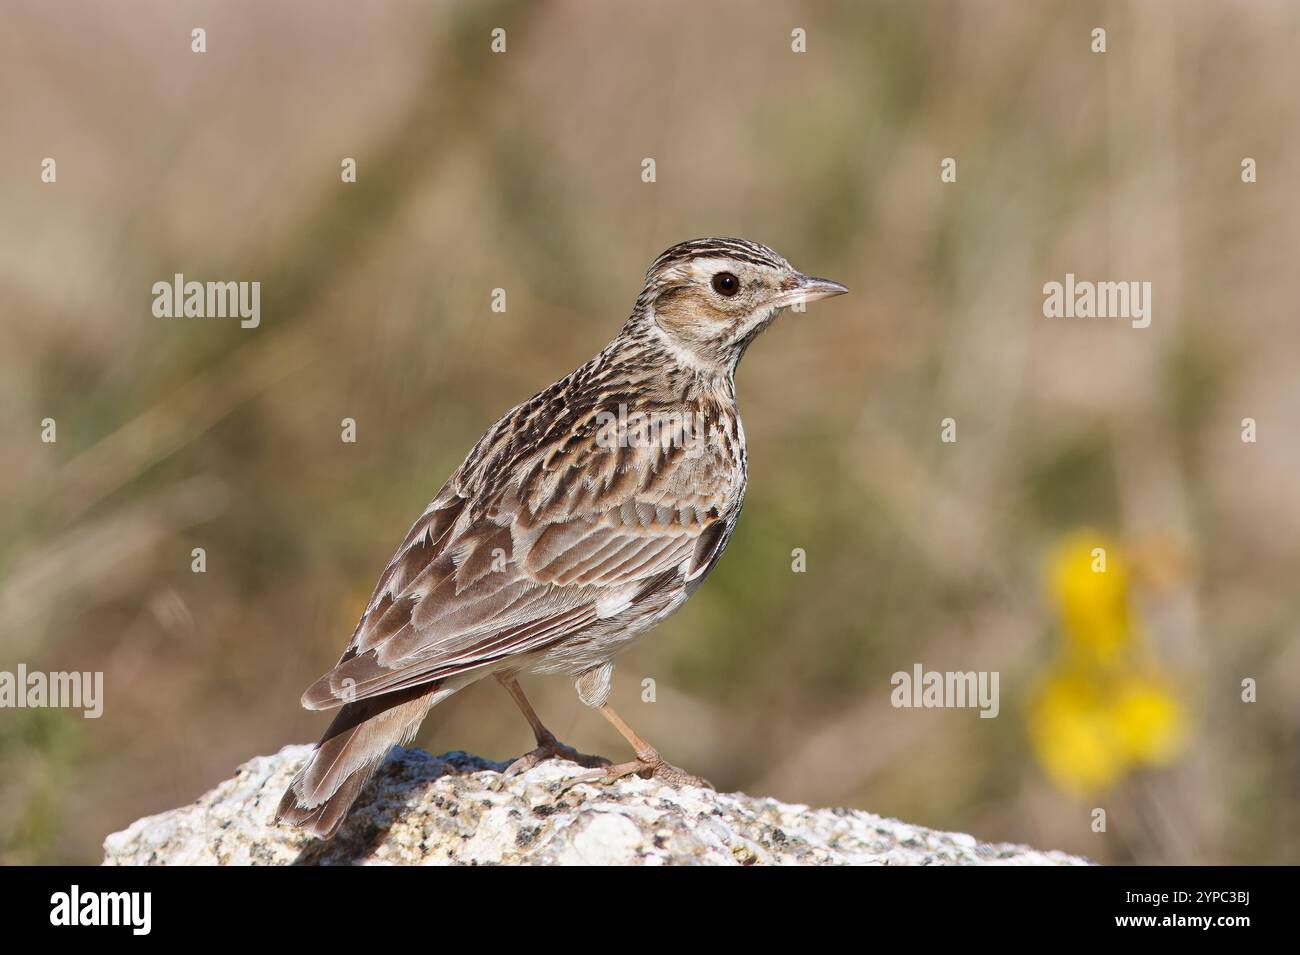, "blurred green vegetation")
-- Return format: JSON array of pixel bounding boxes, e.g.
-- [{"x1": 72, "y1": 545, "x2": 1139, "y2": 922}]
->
[{"x1": 2, "y1": 0, "x2": 1298, "y2": 863}]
